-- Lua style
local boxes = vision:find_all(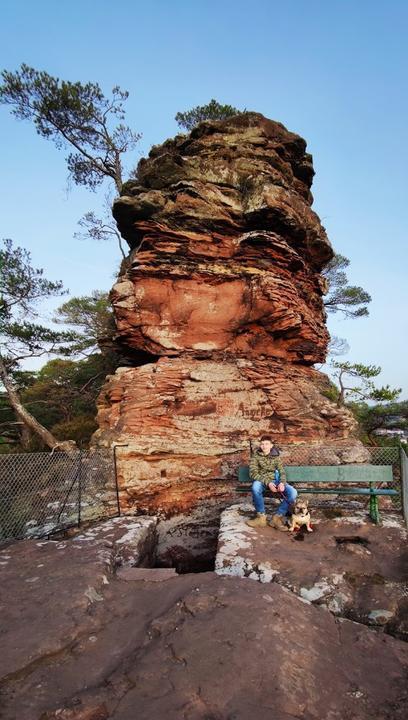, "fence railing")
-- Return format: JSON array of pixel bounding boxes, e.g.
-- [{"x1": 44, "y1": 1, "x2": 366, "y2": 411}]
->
[
  {"x1": 1, "y1": 445, "x2": 405, "y2": 544},
  {"x1": 0, "y1": 449, "x2": 119, "y2": 543}
]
